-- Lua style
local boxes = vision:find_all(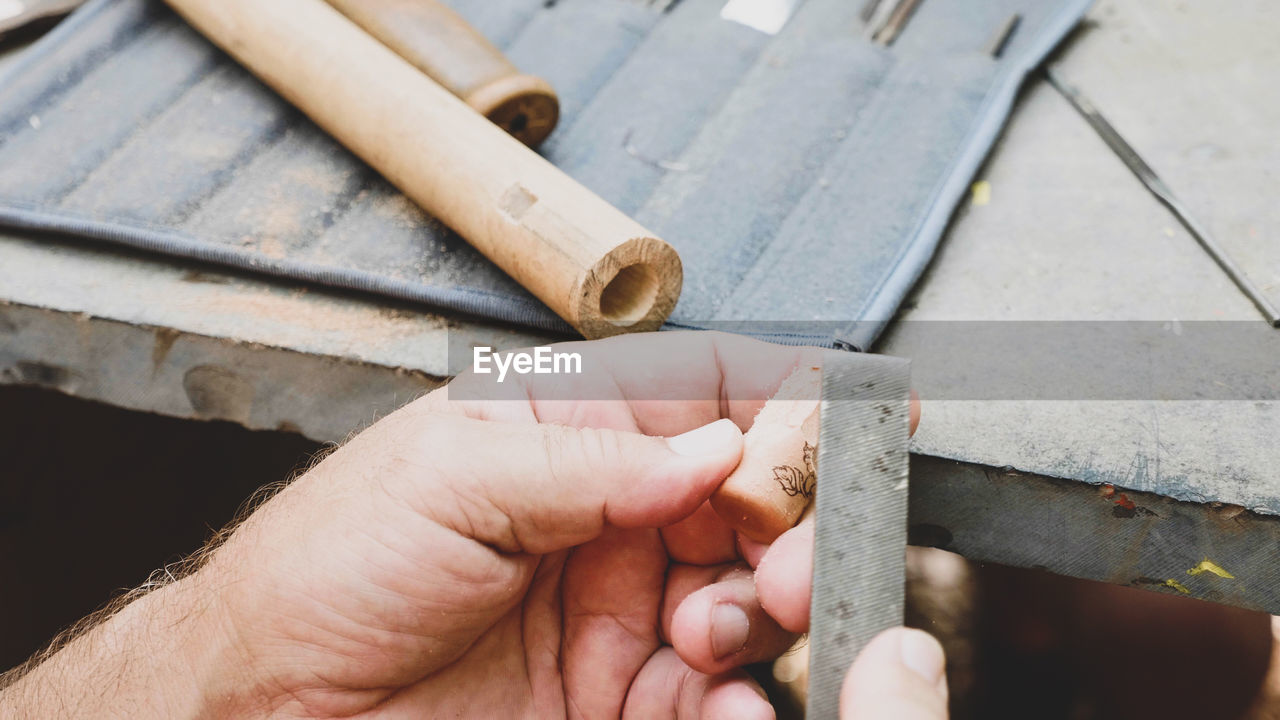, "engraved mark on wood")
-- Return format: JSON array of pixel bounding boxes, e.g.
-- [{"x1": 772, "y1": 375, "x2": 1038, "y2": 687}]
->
[{"x1": 774, "y1": 441, "x2": 817, "y2": 498}]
